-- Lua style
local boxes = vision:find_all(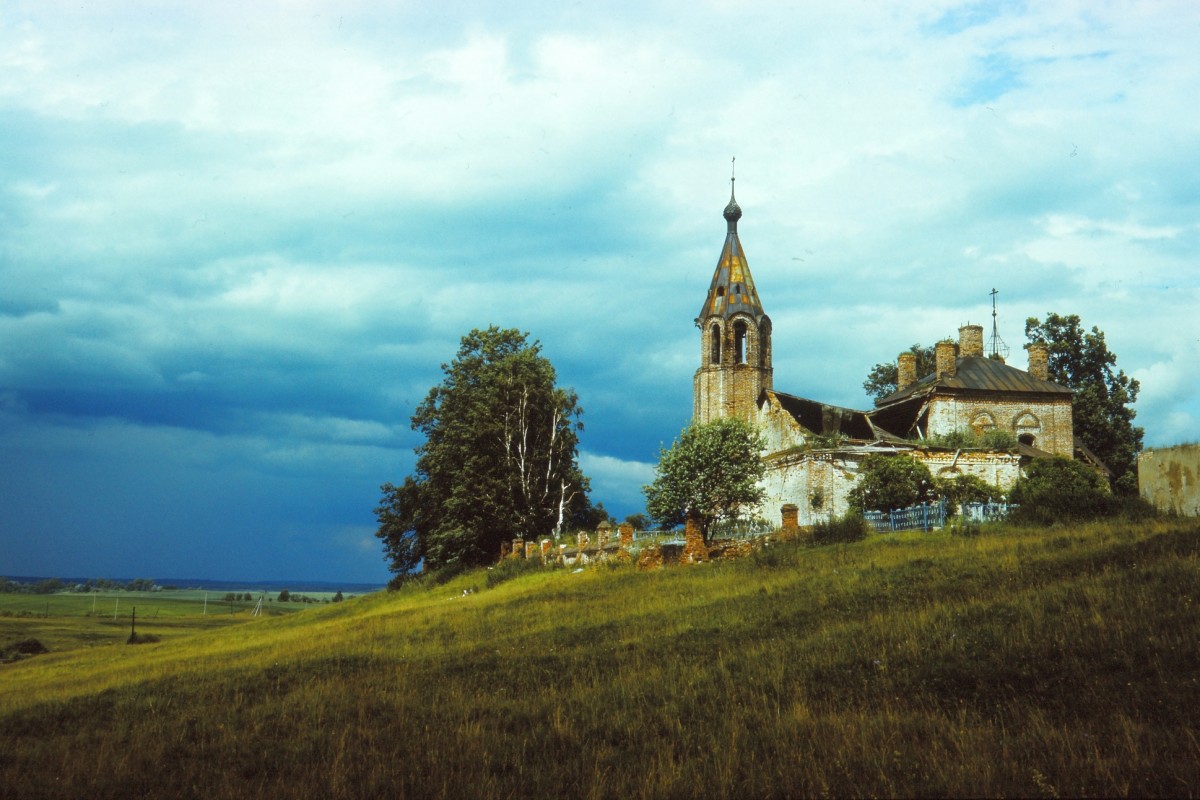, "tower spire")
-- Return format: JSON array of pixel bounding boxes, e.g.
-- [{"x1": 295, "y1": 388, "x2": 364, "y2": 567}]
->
[
  {"x1": 724, "y1": 156, "x2": 742, "y2": 233},
  {"x1": 694, "y1": 172, "x2": 773, "y2": 424}
]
